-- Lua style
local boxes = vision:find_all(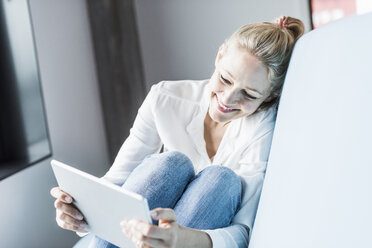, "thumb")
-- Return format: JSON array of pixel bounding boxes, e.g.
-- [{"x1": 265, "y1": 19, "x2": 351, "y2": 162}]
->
[{"x1": 150, "y1": 208, "x2": 177, "y2": 223}]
